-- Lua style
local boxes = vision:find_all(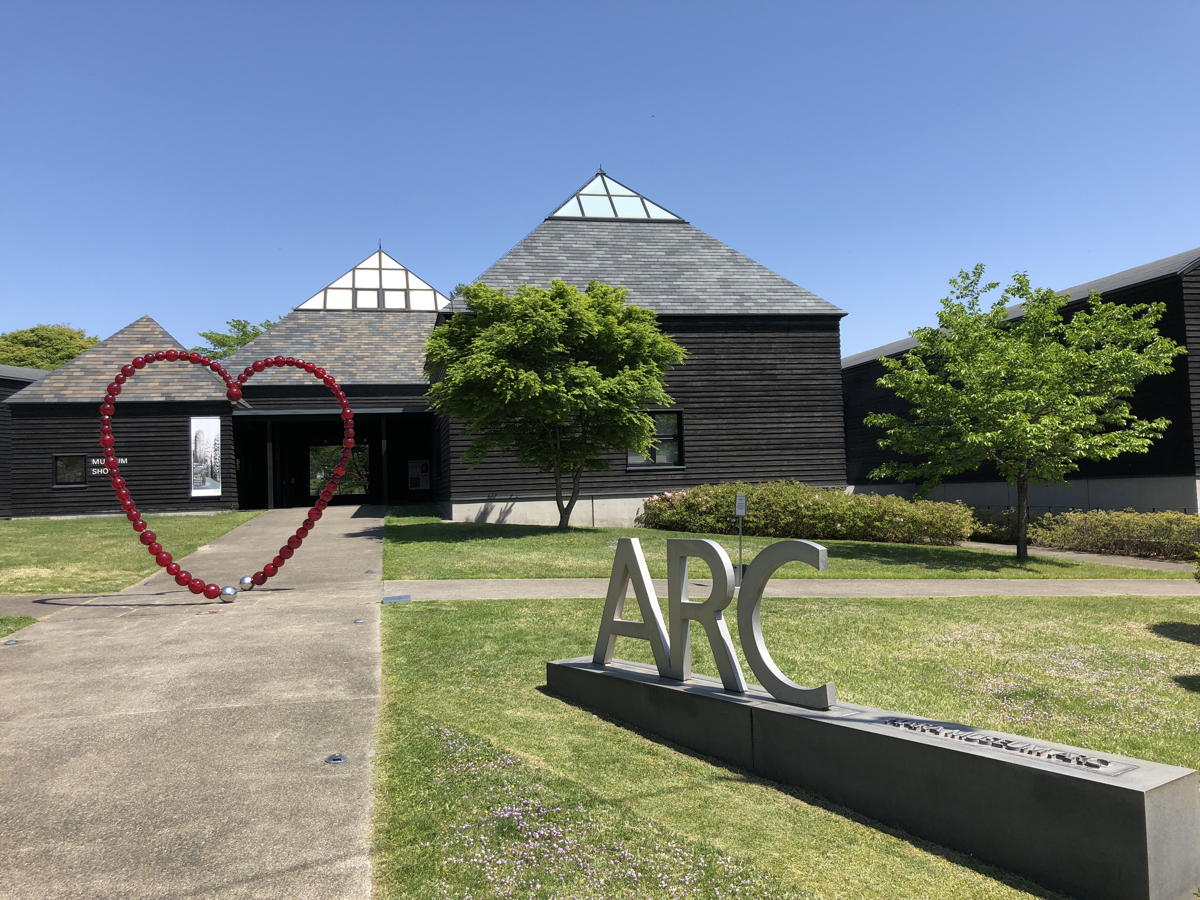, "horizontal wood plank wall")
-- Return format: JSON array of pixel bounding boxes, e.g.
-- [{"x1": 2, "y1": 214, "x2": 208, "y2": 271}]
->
[
  {"x1": 842, "y1": 274, "x2": 1195, "y2": 487},
  {"x1": 8, "y1": 403, "x2": 236, "y2": 517},
  {"x1": 236, "y1": 383, "x2": 429, "y2": 411},
  {"x1": 1183, "y1": 265, "x2": 1200, "y2": 476},
  {"x1": 445, "y1": 315, "x2": 847, "y2": 501},
  {"x1": 0, "y1": 376, "x2": 39, "y2": 517}
]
